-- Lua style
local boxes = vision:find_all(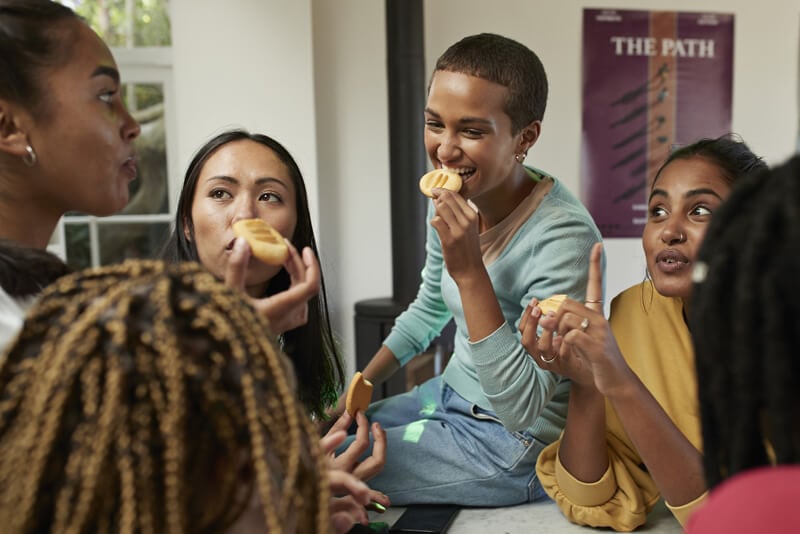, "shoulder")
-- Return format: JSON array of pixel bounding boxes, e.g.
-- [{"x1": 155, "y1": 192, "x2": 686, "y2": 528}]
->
[
  {"x1": 532, "y1": 177, "x2": 601, "y2": 237},
  {"x1": 686, "y1": 466, "x2": 800, "y2": 533},
  {"x1": 610, "y1": 282, "x2": 688, "y2": 347}
]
